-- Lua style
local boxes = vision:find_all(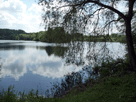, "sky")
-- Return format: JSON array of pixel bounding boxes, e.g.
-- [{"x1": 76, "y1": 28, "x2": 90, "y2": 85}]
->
[
  {"x1": 0, "y1": 0, "x2": 129, "y2": 33},
  {"x1": 0, "y1": 0, "x2": 44, "y2": 33}
]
